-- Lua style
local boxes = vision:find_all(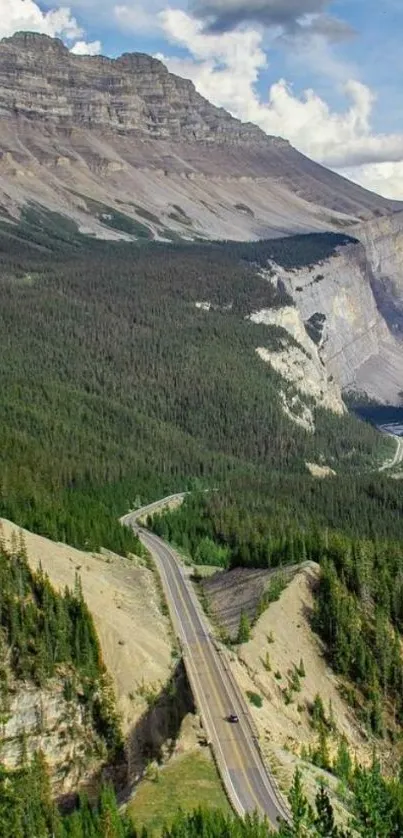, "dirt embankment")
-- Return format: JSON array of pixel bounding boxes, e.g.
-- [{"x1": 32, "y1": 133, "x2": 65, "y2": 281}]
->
[{"x1": 204, "y1": 561, "x2": 387, "y2": 816}]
